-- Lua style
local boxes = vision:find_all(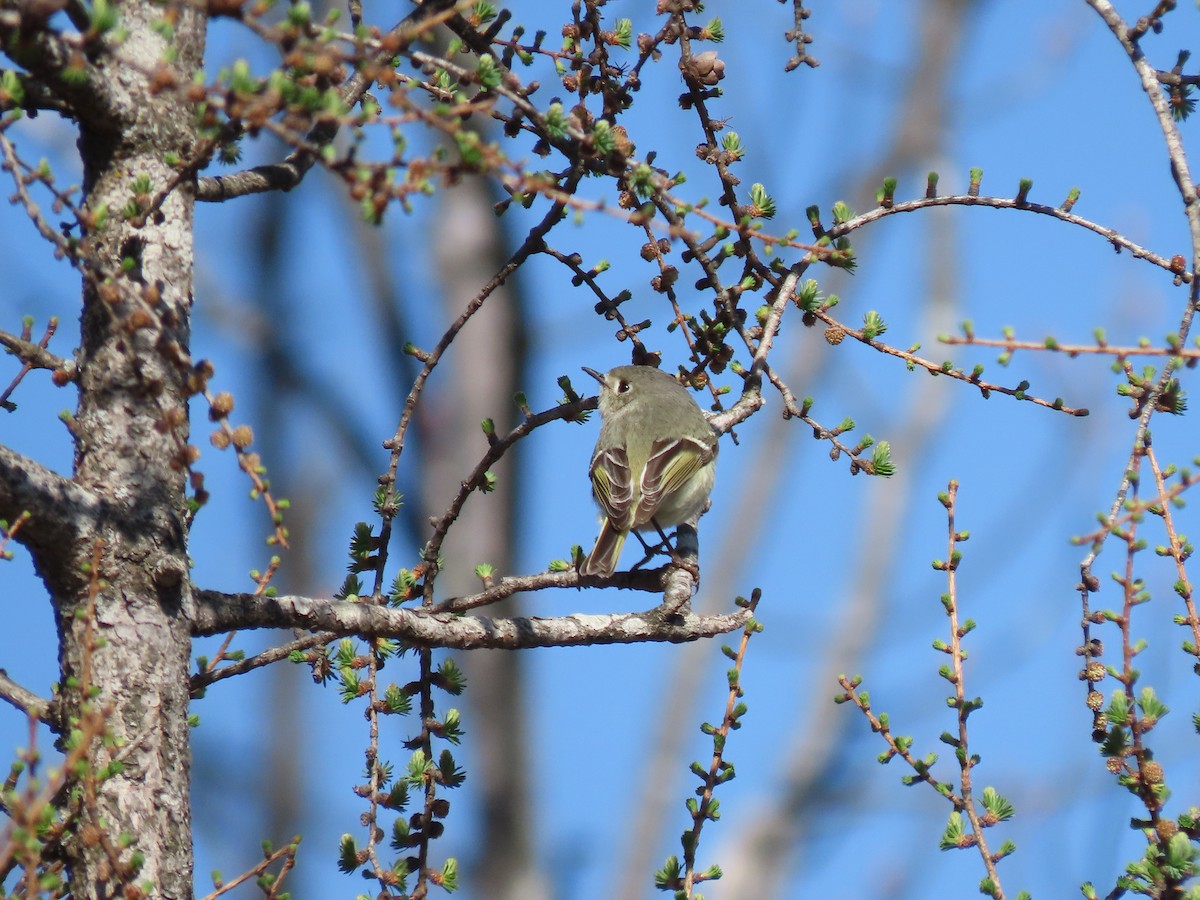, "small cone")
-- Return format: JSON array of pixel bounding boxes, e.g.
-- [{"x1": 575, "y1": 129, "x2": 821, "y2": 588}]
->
[{"x1": 581, "y1": 519, "x2": 627, "y2": 577}]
